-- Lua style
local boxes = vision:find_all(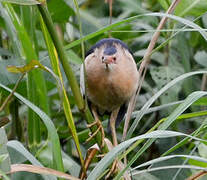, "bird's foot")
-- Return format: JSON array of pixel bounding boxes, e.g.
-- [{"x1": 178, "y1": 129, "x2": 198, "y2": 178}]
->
[
  {"x1": 86, "y1": 120, "x2": 105, "y2": 148},
  {"x1": 105, "y1": 160, "x2": 118, "y2": 179},
  {"x1": 96, "y1": 153, "x2": 106, "y2": 158}
]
